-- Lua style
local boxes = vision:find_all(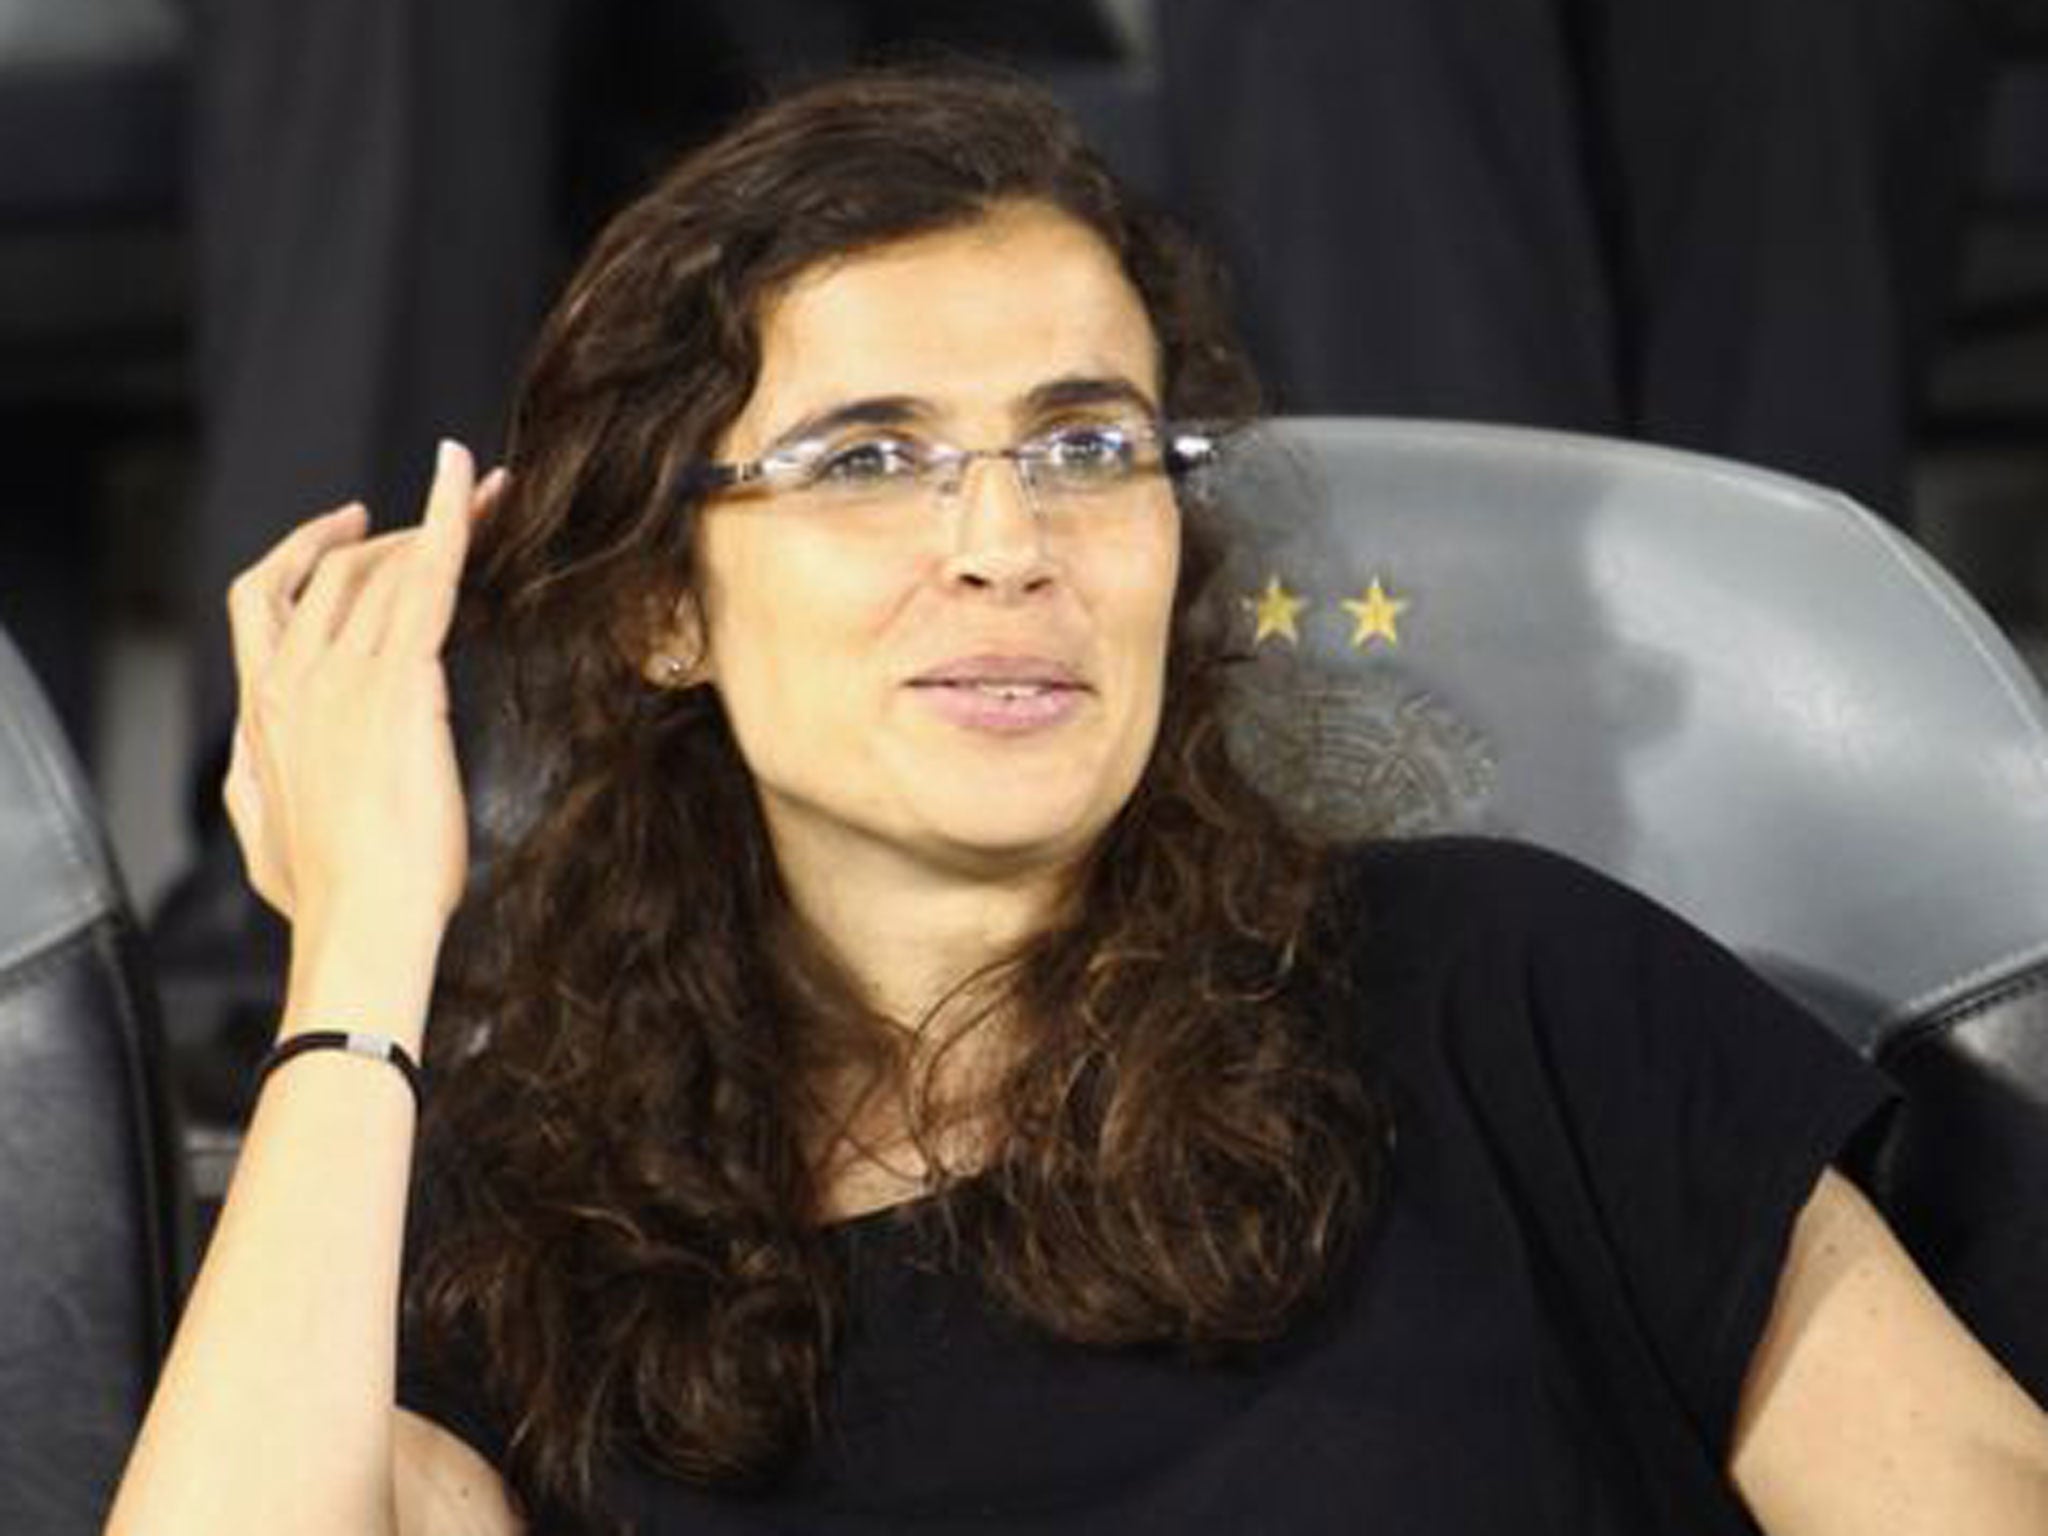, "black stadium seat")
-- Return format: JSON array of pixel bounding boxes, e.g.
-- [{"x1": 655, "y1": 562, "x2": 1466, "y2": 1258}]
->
[{"x1": 0, "y1": 623, "x2": 188, "y2": 1535}]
